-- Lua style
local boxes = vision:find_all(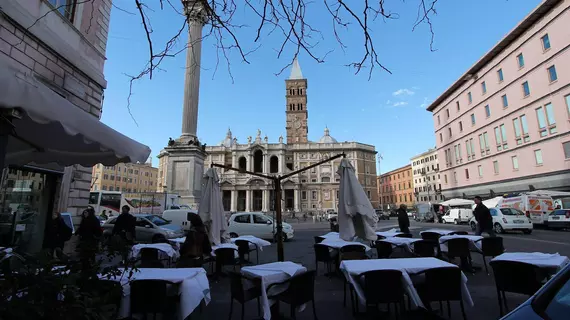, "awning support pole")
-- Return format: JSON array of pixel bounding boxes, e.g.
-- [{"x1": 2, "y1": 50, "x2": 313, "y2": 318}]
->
[
  {"x1": 212, "y1": 152, "x2": 345, "y2": 261},
  {"x1": 0, "y1": 116, "x2": 12, "y2": 176}
]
